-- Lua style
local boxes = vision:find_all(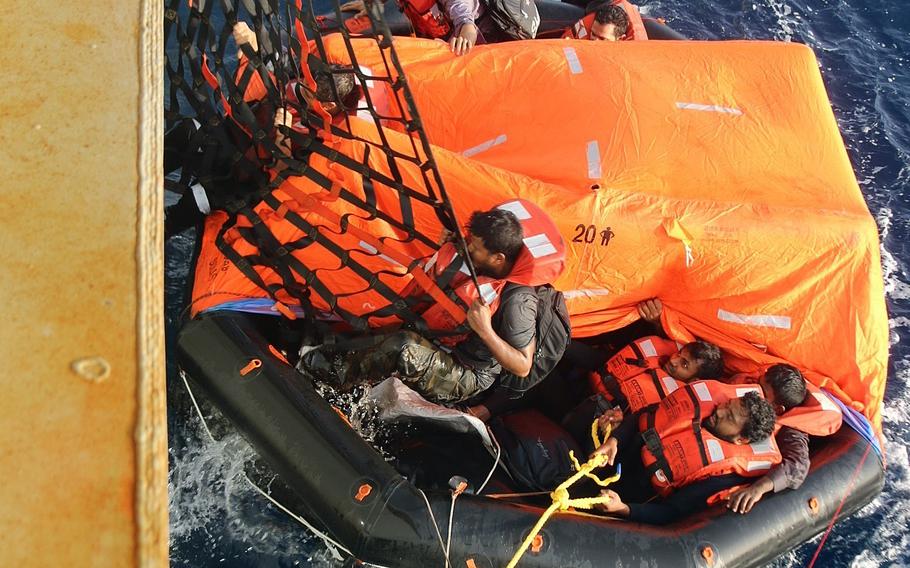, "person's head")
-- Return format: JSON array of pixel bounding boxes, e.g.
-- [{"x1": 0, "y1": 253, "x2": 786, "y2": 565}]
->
[
  {"x1": 291, "y1": 65, "x2": 359, "y2": 117},
  {"x1": 465, "y1": 208, "x2": 524, "y2": 278},
  {"x1": 759, "y1": 364, "x2": 807, "y2": 416},
  {"x1": 703, "y1": 391, "x2": 776, "y2": 445},
  {"x1": 313, "y1": 65, "x2": 359, "y2": 116},
  {"x1": 590, "y1": 5, "x2": 629, "y2": 41},
  {"x1": 662, "y1": 340, "x2": 723, "y2": 381}
]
